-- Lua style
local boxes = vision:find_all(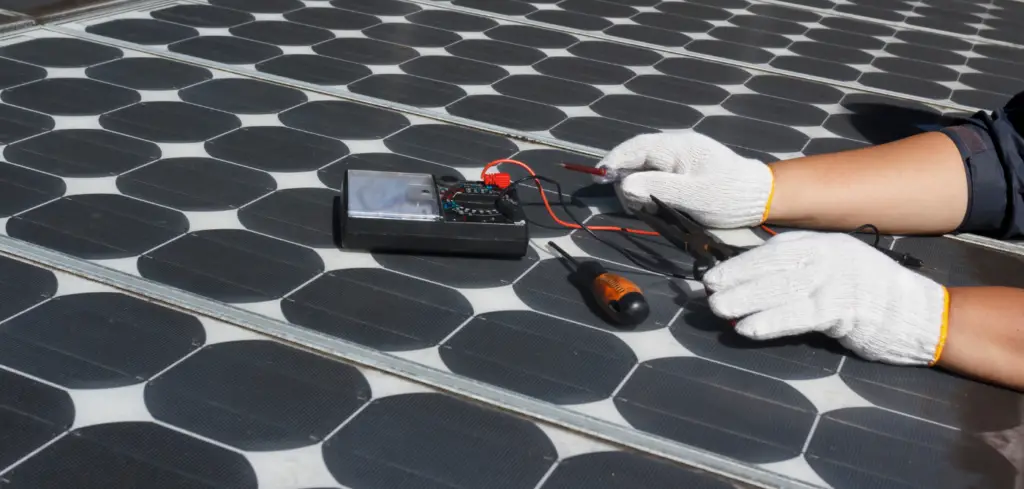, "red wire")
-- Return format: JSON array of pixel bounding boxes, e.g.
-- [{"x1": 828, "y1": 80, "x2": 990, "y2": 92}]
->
[
  {"x1": 482, "y1": 159, "x2": 660, "y2": 236},
  {"x1": 482, "y1": 158, "x2": 780, "y2": 238}
]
